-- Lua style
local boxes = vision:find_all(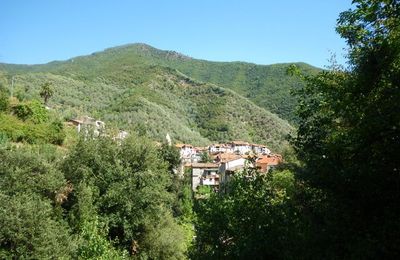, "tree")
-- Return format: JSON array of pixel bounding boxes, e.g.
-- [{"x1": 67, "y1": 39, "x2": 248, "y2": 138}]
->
[
  {"x1": 13, "y1": 99, "x2": 49, "y2": 123},
  {"x1": 193, "y1": 167, "x2": 306, "y2": 259},
  {"x1": 0, "y1": 84, "x2": 9, "y2": 112},
  {"x1": 61, "y1": 134, "x2": 189, "y2": 257},
  {"x1": 0, "y1": 148, "x2": 74, "y2": 259},
  {"x1": 291, "y1": 0, "x2": 400, "y2": 257},
  {"x1": 200, "y1": 151, "x2": 212, "y2": 163},
  {"x1": 159, "y1": 142, "x2": 181, "y2": 173},
  {"x1": 39, "y1": 82, "x2": 54, "y2": 105}
]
